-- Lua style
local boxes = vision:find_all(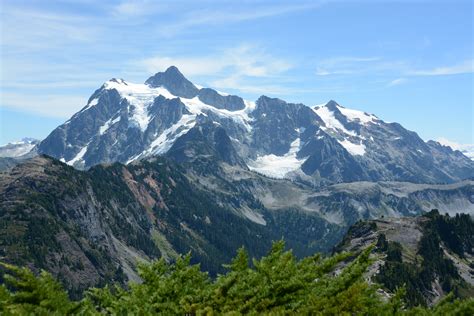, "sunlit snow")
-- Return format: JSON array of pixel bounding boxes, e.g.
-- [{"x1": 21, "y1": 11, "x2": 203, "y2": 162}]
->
[
  {"x1": 101, "y1": 78, "x2": 257, "y2": 164},
  {"x1": 0, "y1": 139, "x2": 37, "y2": 158},
  {"x1": 337, "y1": 107, "x2": 378, "y2": 124},
  {"x1": 313, "y1": 103, "x2": 368, "y2": 156},
  {"x1": 80, "y1": 98, "x2": 99, "y2": 113},
  {"x1": 248, "y1": 135, "x2": 305, "y2": 179},
  {"x1": 313, "y1": 105, "x2": 357, "y2": 137},
  {"x1": 99, "y1": 116, "x2": 121, "y2": 135},
  {"x1": 67, "y1": 143, "x2": 89, "y2": 166},
  {"x1": 337, "y1": 139, "x2": 366, "y2": 156},
  {"x1": 104, "y1": 79, "x2": 175, "y2": 131}
]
